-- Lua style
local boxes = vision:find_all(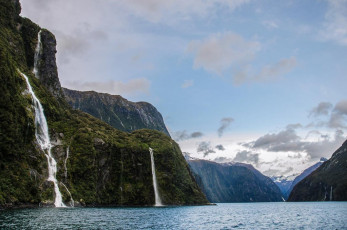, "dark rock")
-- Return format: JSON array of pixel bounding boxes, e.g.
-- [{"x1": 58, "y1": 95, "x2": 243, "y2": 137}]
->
[
  {"x1": 38, "y1": 29, "x2": 64, "y2": 99},
  {"x1": 187, "y1": 159, "x2": 283, "y2": 202},
  {"x1": 63, "y1": 88, "x2": 170, "y2": 137}
]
